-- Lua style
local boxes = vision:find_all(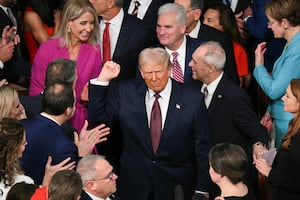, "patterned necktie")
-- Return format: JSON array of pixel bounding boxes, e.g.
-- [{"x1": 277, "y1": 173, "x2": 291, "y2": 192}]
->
[
  {"x1": 7, "y1": 8, "x2": 17, "y2": 27},
  {"x1": 150, "y1": 93, "x2": 162, "y2": 154},
  {"x1": 172, "y1": 52, "x2": 184, "y2": 83},
  {"x1": 131, "y1": 1, "x2": 140, "y2": 16},
  {"x1": 102, "y1": 22, "x2": 111, "y2": 64},
  {"x1": 203, "y1": 86, "x2": 208, "y2": 99}
]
